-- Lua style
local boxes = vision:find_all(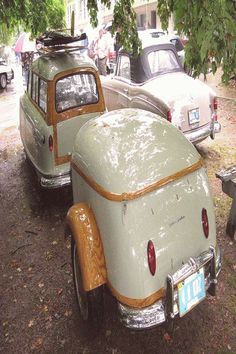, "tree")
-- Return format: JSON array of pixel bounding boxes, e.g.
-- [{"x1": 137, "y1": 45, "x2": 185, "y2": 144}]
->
[
  {"x1": 87, "y1": 0, "x2": 236, "y2": 82},
  {"x1": 0, "y1": 0, "x2": 65, "y2": 42}
]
